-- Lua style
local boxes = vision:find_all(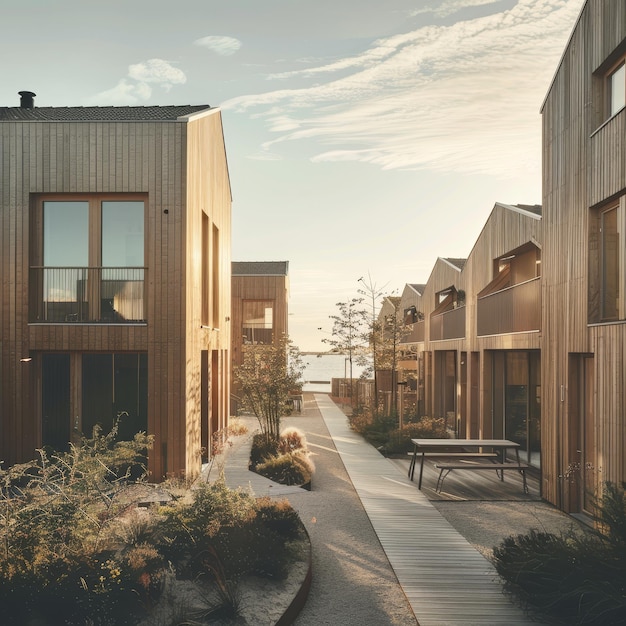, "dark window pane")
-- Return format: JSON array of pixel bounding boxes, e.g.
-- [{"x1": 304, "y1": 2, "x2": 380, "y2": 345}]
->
[{"x1": 42, "y1": 354, "x2": 71, "y2": 452}]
